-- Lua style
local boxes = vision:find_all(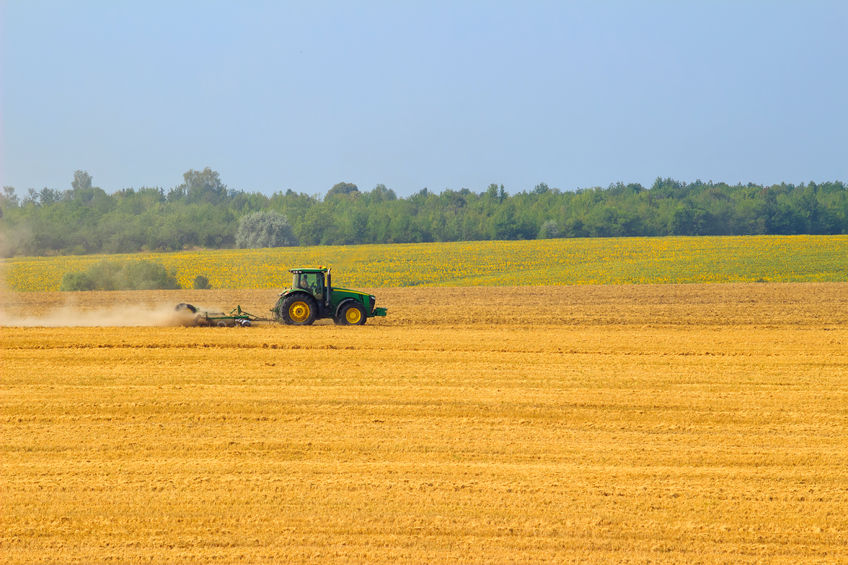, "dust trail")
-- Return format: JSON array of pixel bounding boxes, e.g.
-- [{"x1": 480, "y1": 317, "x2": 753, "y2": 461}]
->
[{"x1": 0, "y1": 303, "x2": 198, "y2": 327}]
